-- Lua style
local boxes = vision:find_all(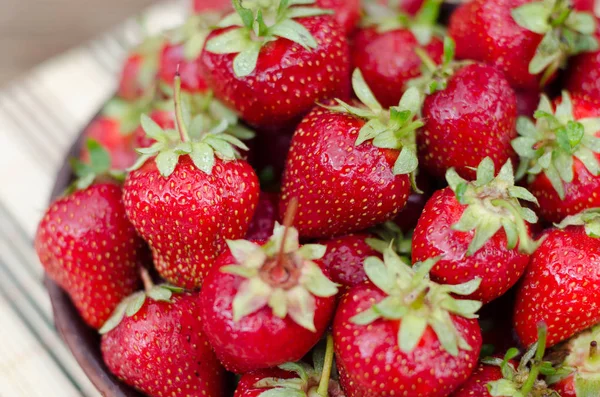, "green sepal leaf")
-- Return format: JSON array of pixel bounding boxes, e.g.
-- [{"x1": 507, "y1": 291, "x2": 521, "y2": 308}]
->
[
  {"x1": 393, "y1": 146, "x2": 418, "y2": 175},
  {"x1": 270, "y1": 19, "x2": 318, "y2": 50},
  {"x1": 511, "y1": 2, "x2": 552, "y2": 34},
  {"x1": 398, "y1": 313, "x2": 428, "y2": 353}
]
